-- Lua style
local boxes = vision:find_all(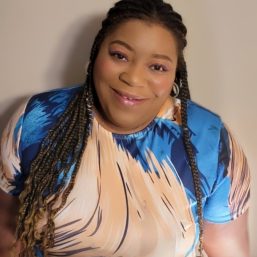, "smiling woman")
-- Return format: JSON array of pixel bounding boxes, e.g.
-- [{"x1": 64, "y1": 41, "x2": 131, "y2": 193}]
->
[
  {"x1": 0, "y1": 0, "x2": 251, "y2": 257},
  {"x1": 93, "y1": 20, "x2": 177, "y2": 133}
]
